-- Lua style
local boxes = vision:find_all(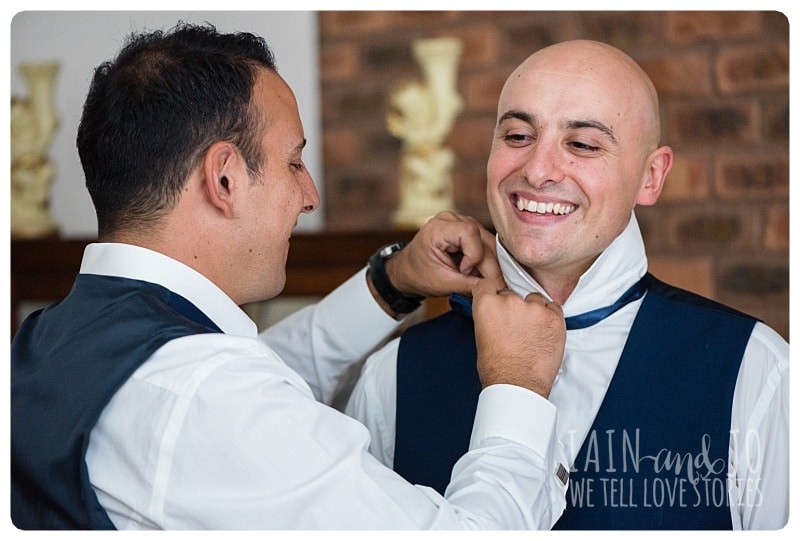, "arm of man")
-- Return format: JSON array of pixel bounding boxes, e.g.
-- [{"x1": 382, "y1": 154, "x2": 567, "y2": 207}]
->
[
  {"x1": 89, "y1": 332, "x2": 566, "y2": 529},
  {"x1": 728, "y1": 322, "x2": 789, "y2": 530},
  {"x1": 262, "y1": 211, "x2": 500, "y2": 404},
  {"x1": 348, "y1": 280, "x2": 571, "y2": 528},
  {"x1": 89, "y1": 270, "x2": 568, "y2": 529}
]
